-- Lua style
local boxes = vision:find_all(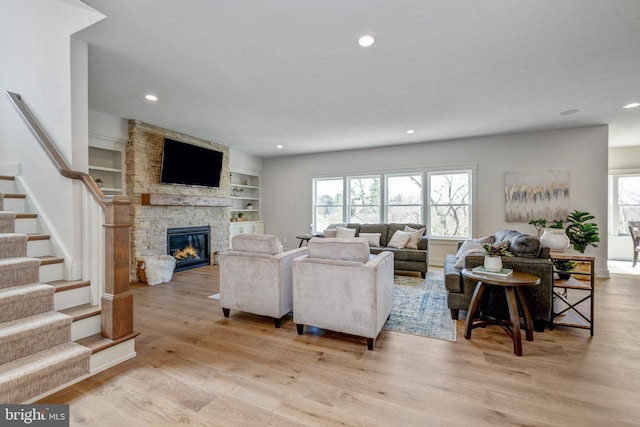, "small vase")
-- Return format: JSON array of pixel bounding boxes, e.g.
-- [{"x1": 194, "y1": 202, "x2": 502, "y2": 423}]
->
[
  {"x1": 540, "y1": 228, "x2": 570, "y2": 251},
  {"x1": 484, "y1": 255, "x2": 502, "y2": 272}
]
